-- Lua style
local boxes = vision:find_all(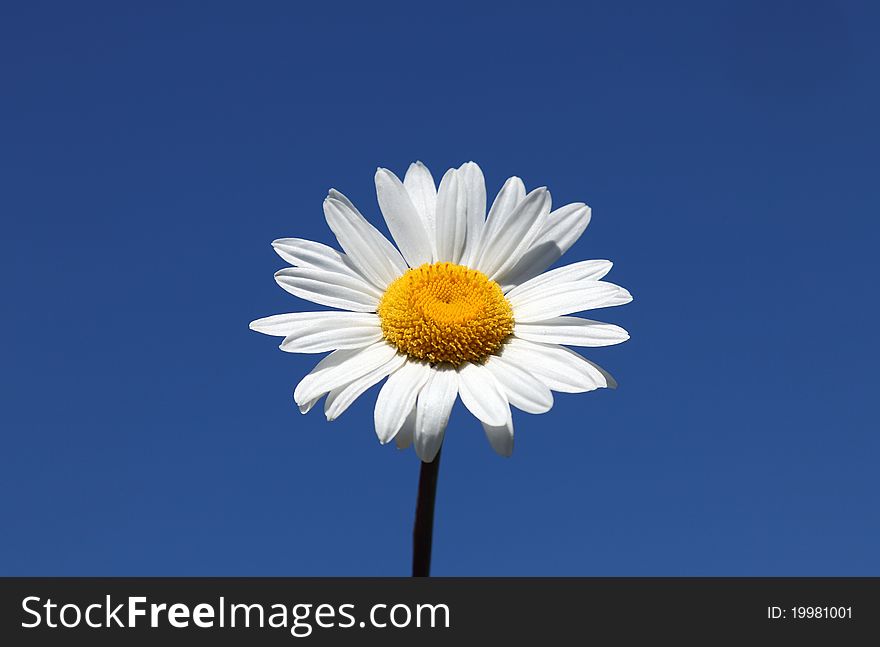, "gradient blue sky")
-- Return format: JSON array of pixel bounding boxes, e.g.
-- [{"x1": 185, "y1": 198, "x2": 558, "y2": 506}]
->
[{"x1": 2, "y1": 1, "x2": 878, "y2": 575}]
